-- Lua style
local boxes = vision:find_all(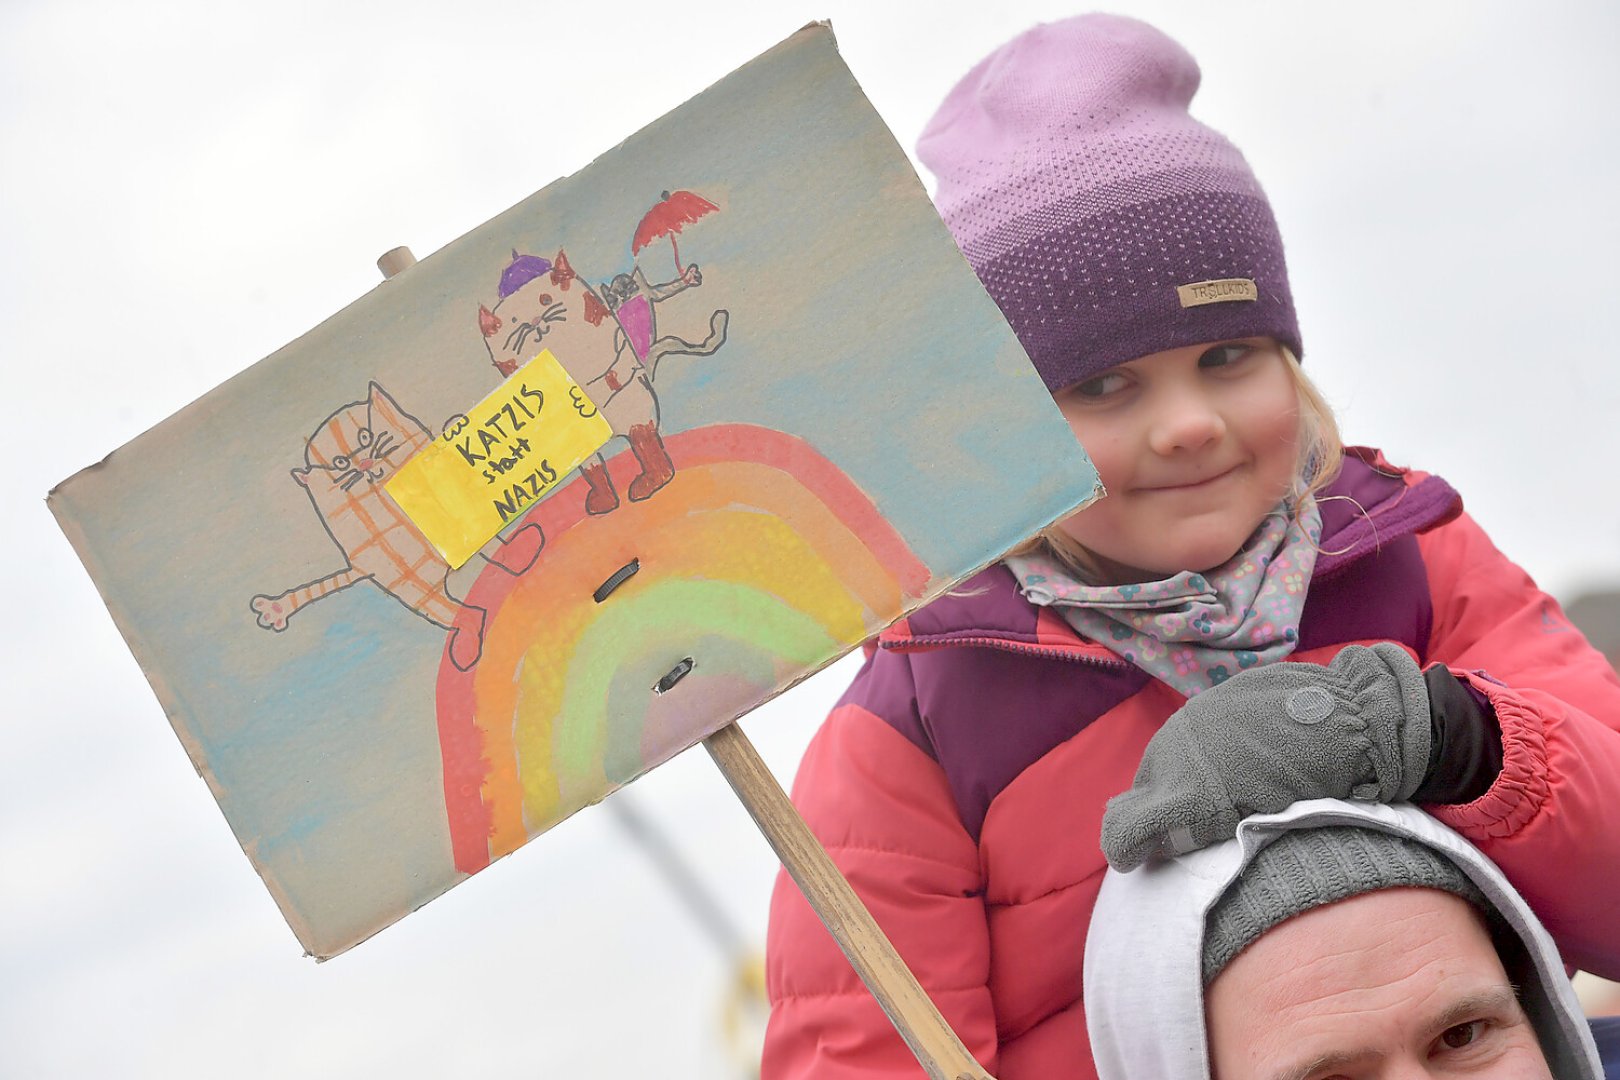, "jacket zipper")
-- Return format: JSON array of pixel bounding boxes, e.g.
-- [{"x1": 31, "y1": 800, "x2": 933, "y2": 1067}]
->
[{"x1": 882, "y1": 634, "x2": 1130, "y2": 668}]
